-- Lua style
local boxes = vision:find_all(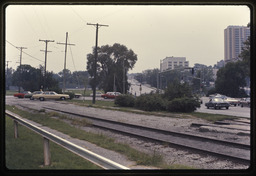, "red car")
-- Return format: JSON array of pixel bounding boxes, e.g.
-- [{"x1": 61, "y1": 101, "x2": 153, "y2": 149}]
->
[
  {"x1": 101, "y1": 92, "x2": 121, "y2": 99},
  {"x1": 13, "y1": 91, "x2": 31, "y2": 98}
]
